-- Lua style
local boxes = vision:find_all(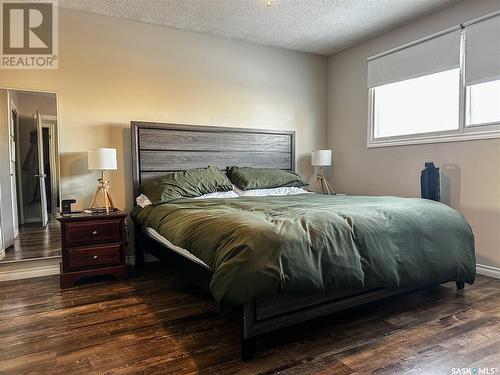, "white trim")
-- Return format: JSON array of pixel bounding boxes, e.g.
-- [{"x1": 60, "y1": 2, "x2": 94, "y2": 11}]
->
[
  {"x1": 0, "y1": 264, "x2": 59, "y2": 281},
  {"x1": 0, "y1": 86, "x2": 58, "y2": 95},
  {"x1": 0, "y1": 262, "x2": 59, "y2": 282},
  {"x1": 368, "y1": 126, "x2": 500, "y2": 148},
  {"x1": 6, "y1": 91, "x2": 19, "y2": 238},
  {"x1": 10, "y1": 96, "x2": 24, "y2": 226},
  {"x1": 0, "y1": 254, "x2": 60, "y2": 264},
  {"x1": 41, "y1": 122, "x2": 58, "y2": 219},
  {"x1": 458, "y1": 30, "x2": 466, "y2": 136},
  {"x1": 41, "y1": 114, "x2": 57, "y2": 122},
  {"x1": 476, "y1": 264, "x2": 500, "y2": 279}
]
